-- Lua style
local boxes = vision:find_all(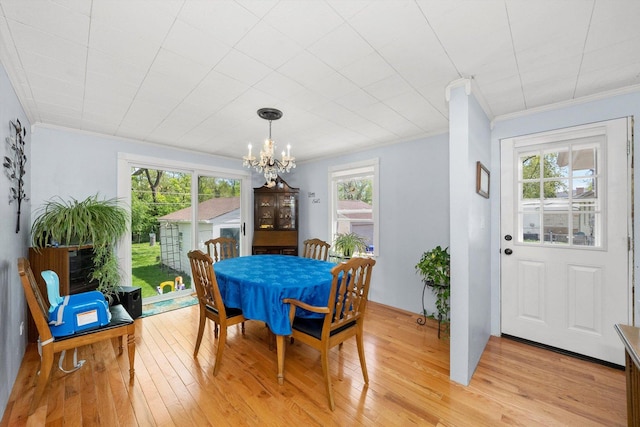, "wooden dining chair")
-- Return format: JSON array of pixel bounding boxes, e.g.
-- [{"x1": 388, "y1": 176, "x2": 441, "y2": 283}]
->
[
  {"x1": 188, "y1": 250, "x2": 245, "y2": 375},
  {"x1": 204, "y1": 237, "x2": 238, "y2": 262},
  {"x1": 283, "y1": 256, "x2": 376, "y2": 410},
  {"x1": 17, "y1": 258, "x2": 136, "y2": 415},
  {"x1": 302, "y1": 238, "x2": 331, "y2": 261}
]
